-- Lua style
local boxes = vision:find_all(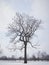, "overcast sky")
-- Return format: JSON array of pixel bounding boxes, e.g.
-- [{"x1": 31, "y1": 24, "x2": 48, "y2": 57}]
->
[{"x1": 0, "y1": 0, "x2": 49, "y2": 57}]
